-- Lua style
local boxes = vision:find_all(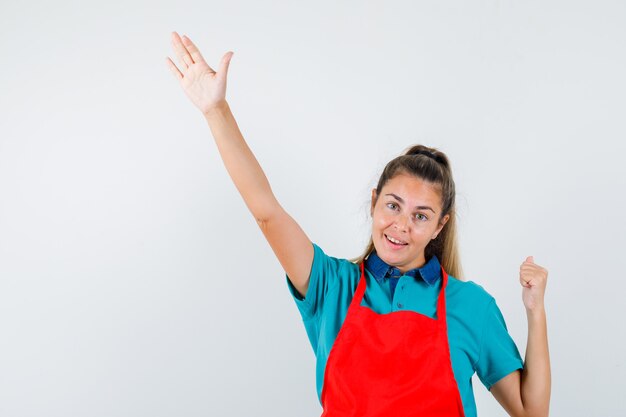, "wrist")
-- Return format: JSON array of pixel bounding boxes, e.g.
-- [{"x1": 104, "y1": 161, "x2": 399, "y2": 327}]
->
[
  {"x1": 526, "y1": 306, "x2": 546, "y2": 321},
  {"x1": 203, "y1": 100, "x2": 229, "y2": 119}
]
